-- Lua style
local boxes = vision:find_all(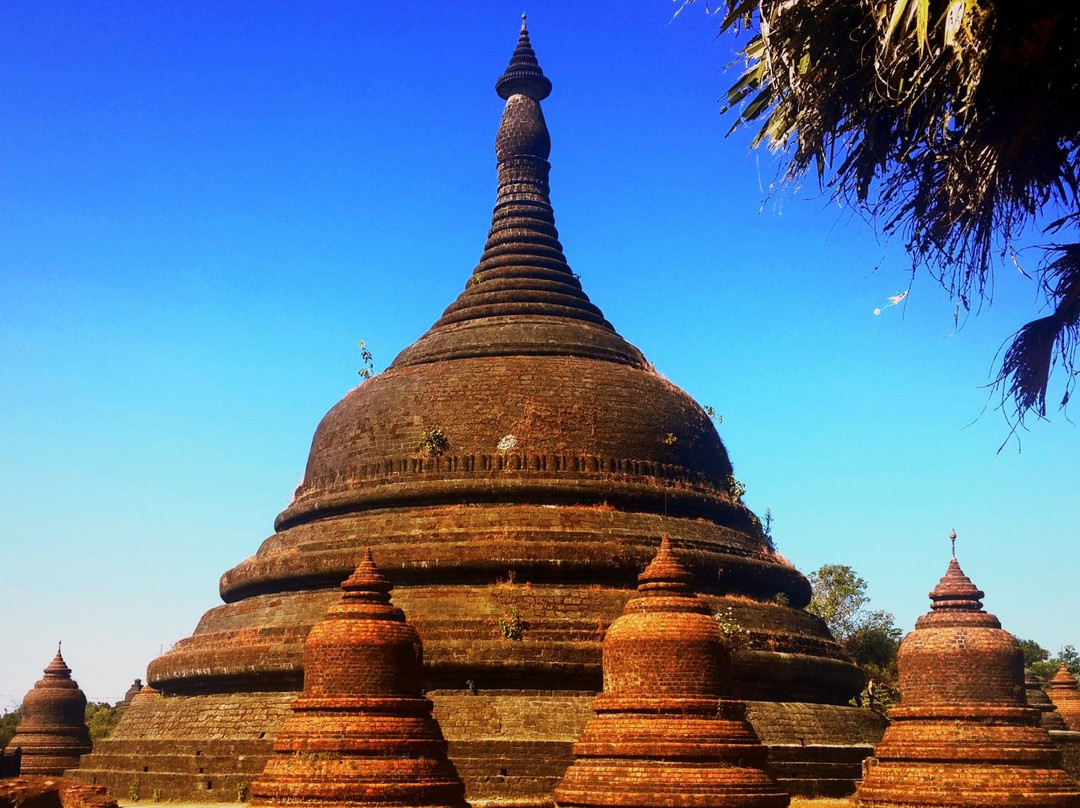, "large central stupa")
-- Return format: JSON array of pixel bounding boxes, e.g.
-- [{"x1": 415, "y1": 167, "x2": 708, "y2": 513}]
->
[{"x1": 76, "y1": 21, "x2": 881, "y2": 804}]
